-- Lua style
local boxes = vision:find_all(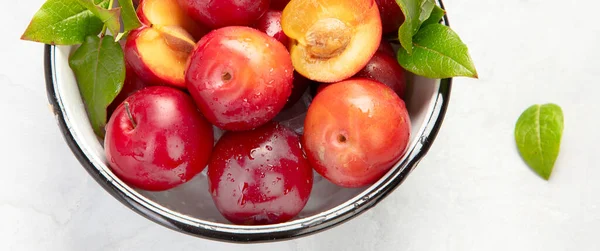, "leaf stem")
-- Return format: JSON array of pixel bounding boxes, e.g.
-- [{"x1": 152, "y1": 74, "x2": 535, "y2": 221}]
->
[{"x1": 99, "y1": 0, "x2": 116, "y2": 37}]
